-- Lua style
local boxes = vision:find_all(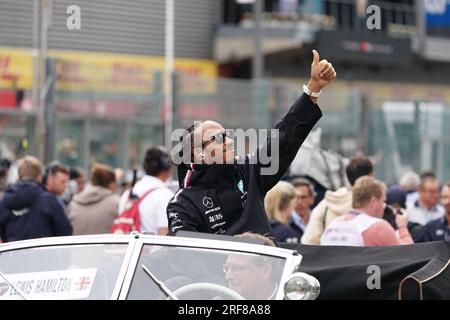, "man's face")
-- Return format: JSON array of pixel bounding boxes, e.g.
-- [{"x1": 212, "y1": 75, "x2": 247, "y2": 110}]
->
[
  {"x1": 441, "y1": 185, "x2": 450, "y2": 215},
  {"x1": 224, "y1": 255, "x2": 271, "y2": 299},
  {"x1": 47, "y1": 172, "x2": 69, "y2": 196},
  {"x1": 295, "y1": 185, "x2": 314, "y2": 217},
  {"x1": 419, "y1": 180, "x2": 440, "y2": 208},
  {"x1": 194, "y1": 121, "x2": 235, "y2": 164}
]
